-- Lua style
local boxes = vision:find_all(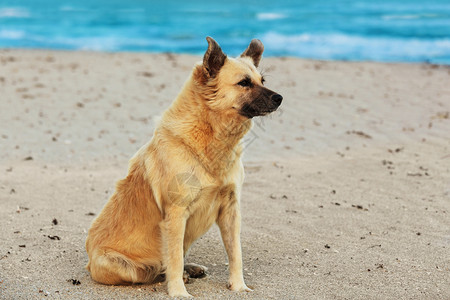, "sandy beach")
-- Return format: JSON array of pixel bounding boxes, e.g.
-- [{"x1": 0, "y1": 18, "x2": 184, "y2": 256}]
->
[{"x1": 0, "y1": 50, "x2": 449, "y2": 299}]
